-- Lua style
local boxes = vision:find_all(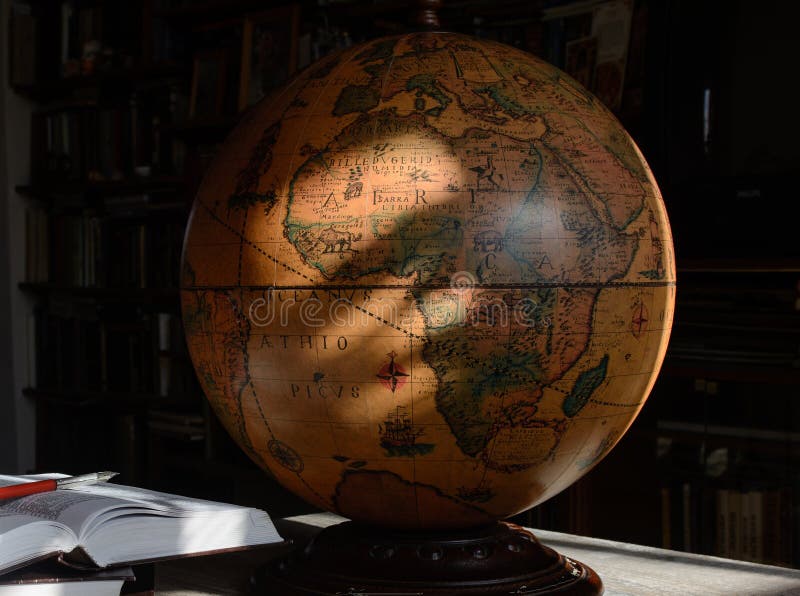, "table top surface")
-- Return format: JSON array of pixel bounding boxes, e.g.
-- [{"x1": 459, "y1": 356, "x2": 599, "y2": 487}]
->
[{"x1": 156, "y1": 512, "x2": 800, "y2": 596}]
